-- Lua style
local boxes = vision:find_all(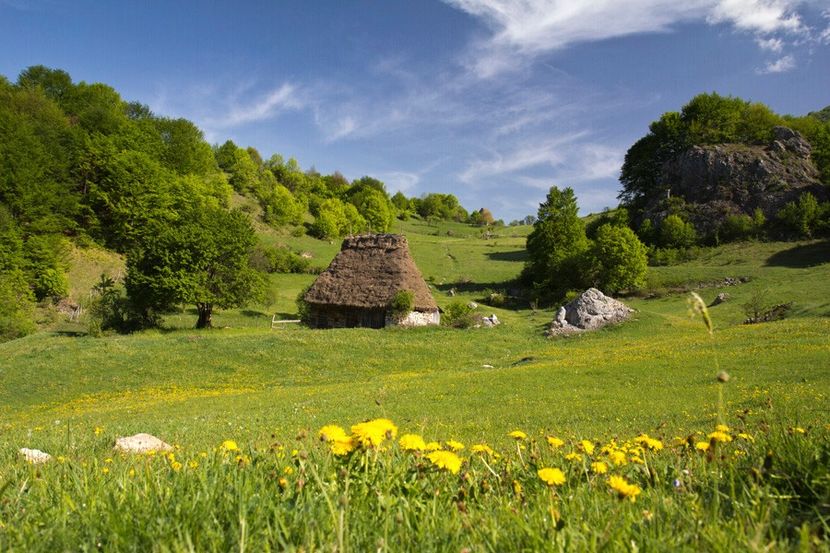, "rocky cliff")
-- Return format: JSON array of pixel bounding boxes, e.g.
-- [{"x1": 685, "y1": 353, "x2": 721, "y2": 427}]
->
[{"x1": 650, "y1": 127, "x2": 827, "y2": 235}]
